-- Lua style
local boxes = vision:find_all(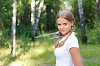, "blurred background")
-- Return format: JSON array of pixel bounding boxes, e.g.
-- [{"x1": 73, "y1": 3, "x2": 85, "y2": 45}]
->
[{"x1": 0, "y1": 0, "x2": 100, "y2": 66}]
